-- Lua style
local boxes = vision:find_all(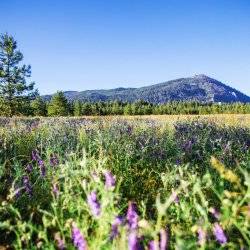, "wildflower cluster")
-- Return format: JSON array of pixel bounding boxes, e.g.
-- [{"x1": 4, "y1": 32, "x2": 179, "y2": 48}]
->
[{"x1": 0, "y1": 117, "x2": 249, "y2": 249}]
